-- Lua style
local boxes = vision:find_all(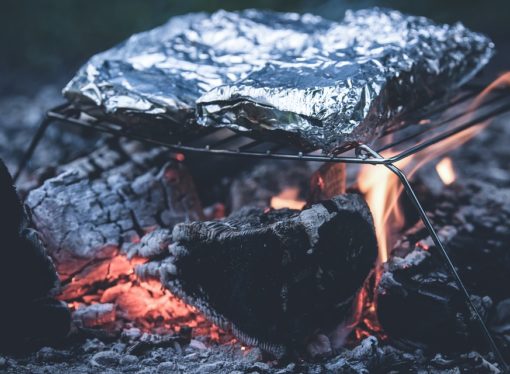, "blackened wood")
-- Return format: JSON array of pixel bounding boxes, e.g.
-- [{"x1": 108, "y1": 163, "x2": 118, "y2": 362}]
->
[
  {"x1": 0, "y1": 159, "x2": 70, "y2": 350},
  {"x1": 376, "y1": 231, "x2": 490, "y2": 352},
  {"x1": 377, "y1": 180, "x2": 510, "y2": 353},
  {"x1": 157, "y1": 194, "x2": 377, "y2": 357},
  {"x1": 26, "y1": 139, "x2": 203, "y2": 283}
]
